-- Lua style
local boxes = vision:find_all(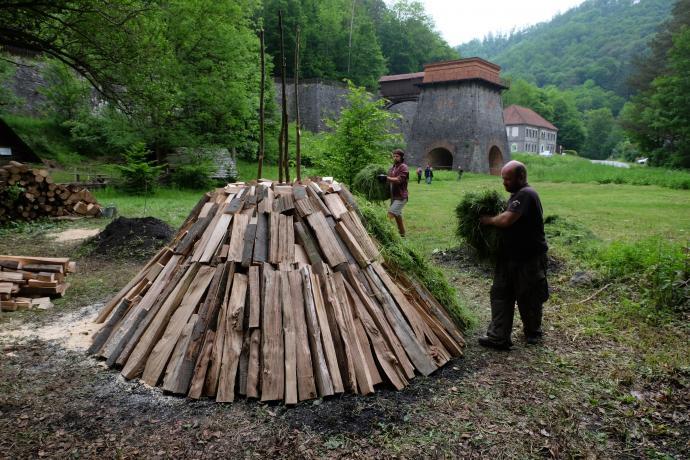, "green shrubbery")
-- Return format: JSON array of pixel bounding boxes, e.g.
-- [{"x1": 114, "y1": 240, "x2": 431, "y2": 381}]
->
[
  {"x1": 357, "y1": 198, "x2": 474, "y2": 330},
  {"x1": 514, "y1": 153, "x2": 690, "y2": 190},
  {"x1": 544, "y1": 215, "x2": 689, "y2": 315},
  {"x1": 170, "y1": 162, "x2": 216, "y2": 190},
  {"x1": 116, "y1": 143, "x2": 163, "y2": 195},
  {"x1": 593, "y1": 238, "x2": 689, "y2": 313}
]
